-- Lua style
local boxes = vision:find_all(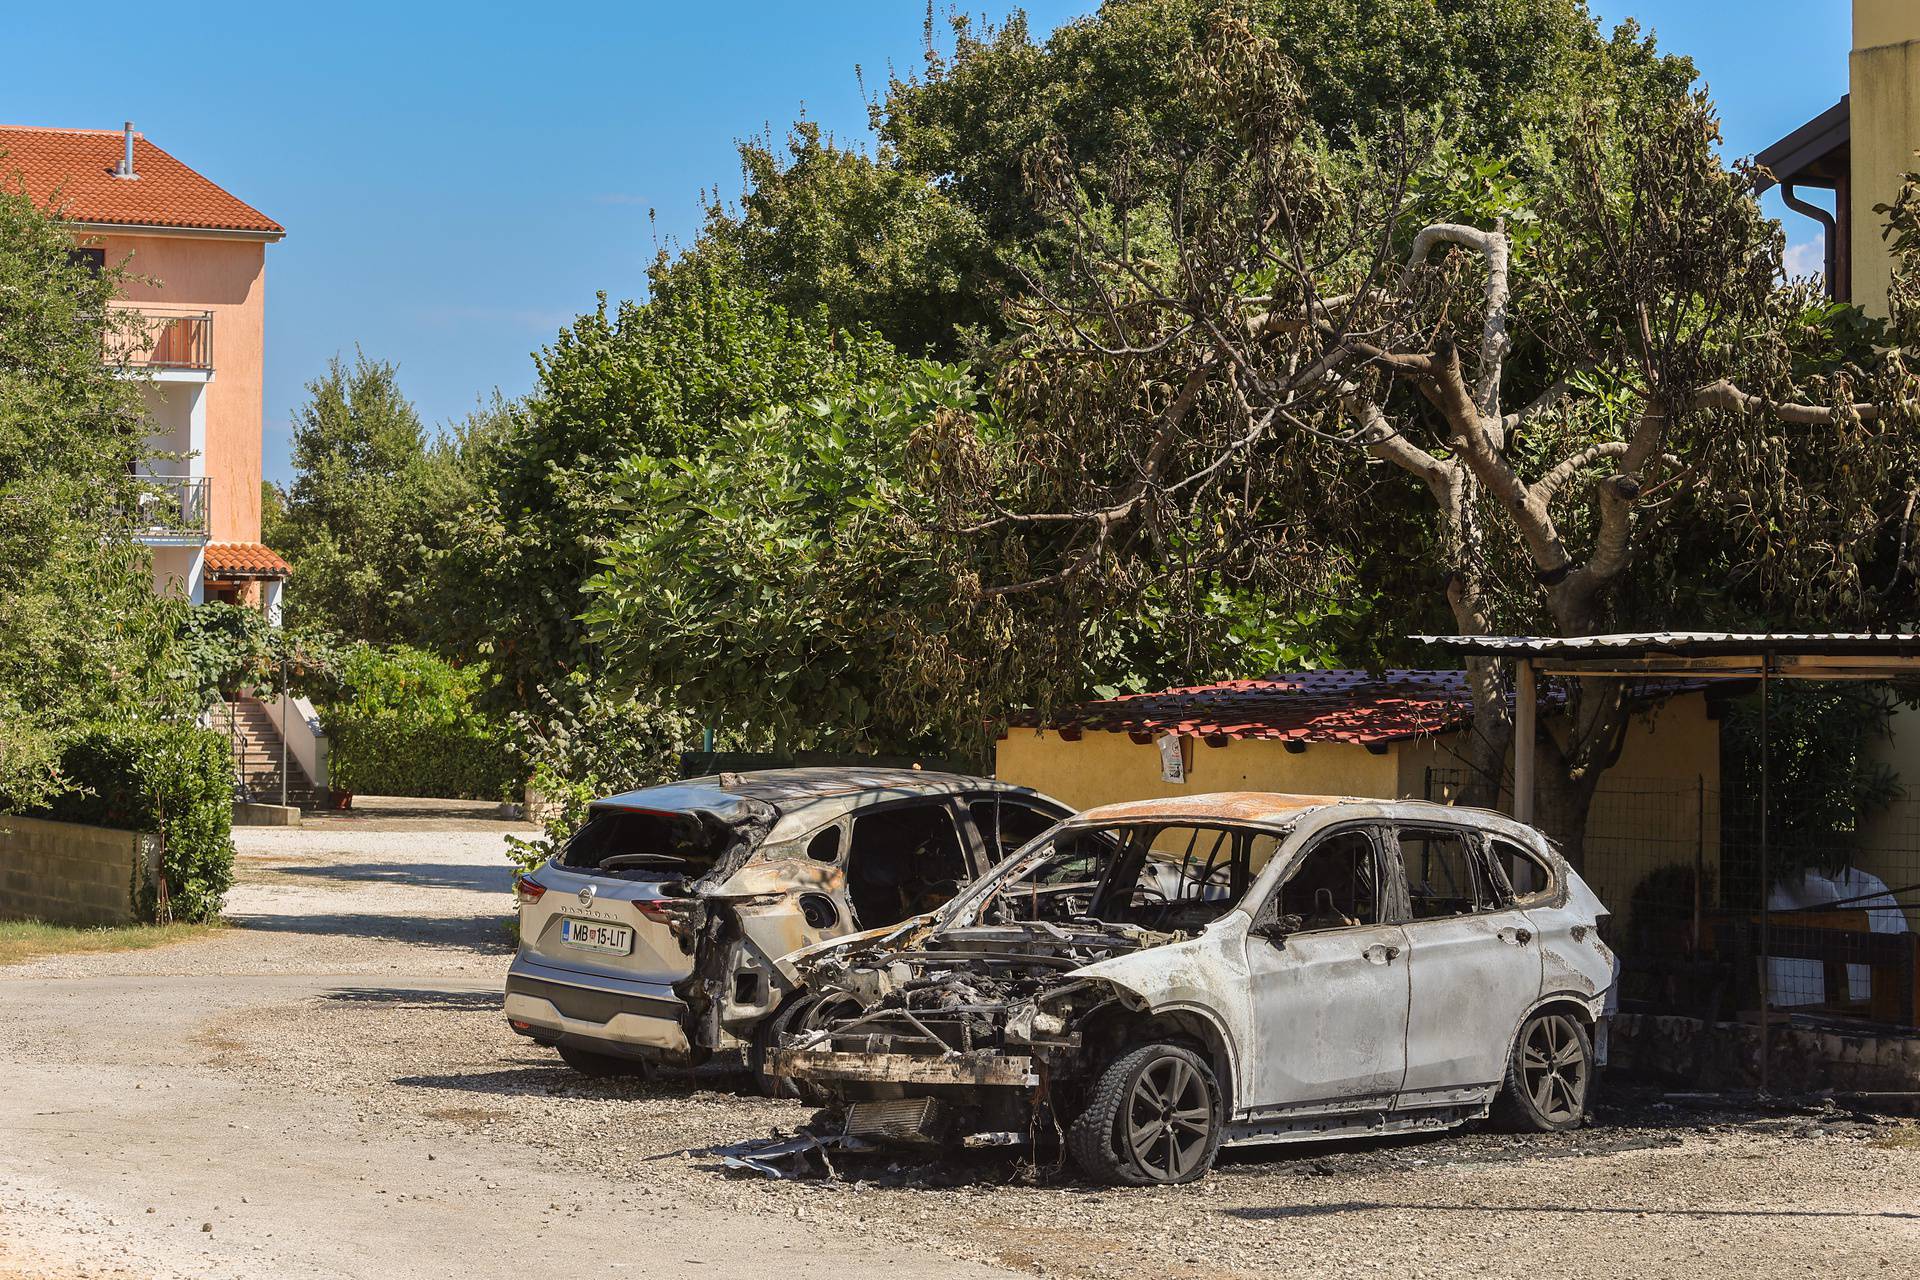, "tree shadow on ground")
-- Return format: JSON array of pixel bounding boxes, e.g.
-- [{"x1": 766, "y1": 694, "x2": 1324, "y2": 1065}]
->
[
  {"x1": 229, "y1": 910, "x2": 512, "y2": 955},
  {"x1": 248, "y1": 859, "x2": 514, "y2": 896},
  {"x1": 1222, "y1": 1200, "x2": 1920, "y2": 1221},
  {"x1": 393, "y1": 1054, "x2": 764, "y2": 1103},
  {"x1": 320, "y1": 987, "x2": 503, "y2": 1011}
]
